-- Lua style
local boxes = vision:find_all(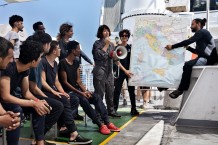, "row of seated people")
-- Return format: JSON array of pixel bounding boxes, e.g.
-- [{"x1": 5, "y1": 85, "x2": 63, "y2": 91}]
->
[{"x1": 0, "y1": 31, "x2": 120, "y2": 145}]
